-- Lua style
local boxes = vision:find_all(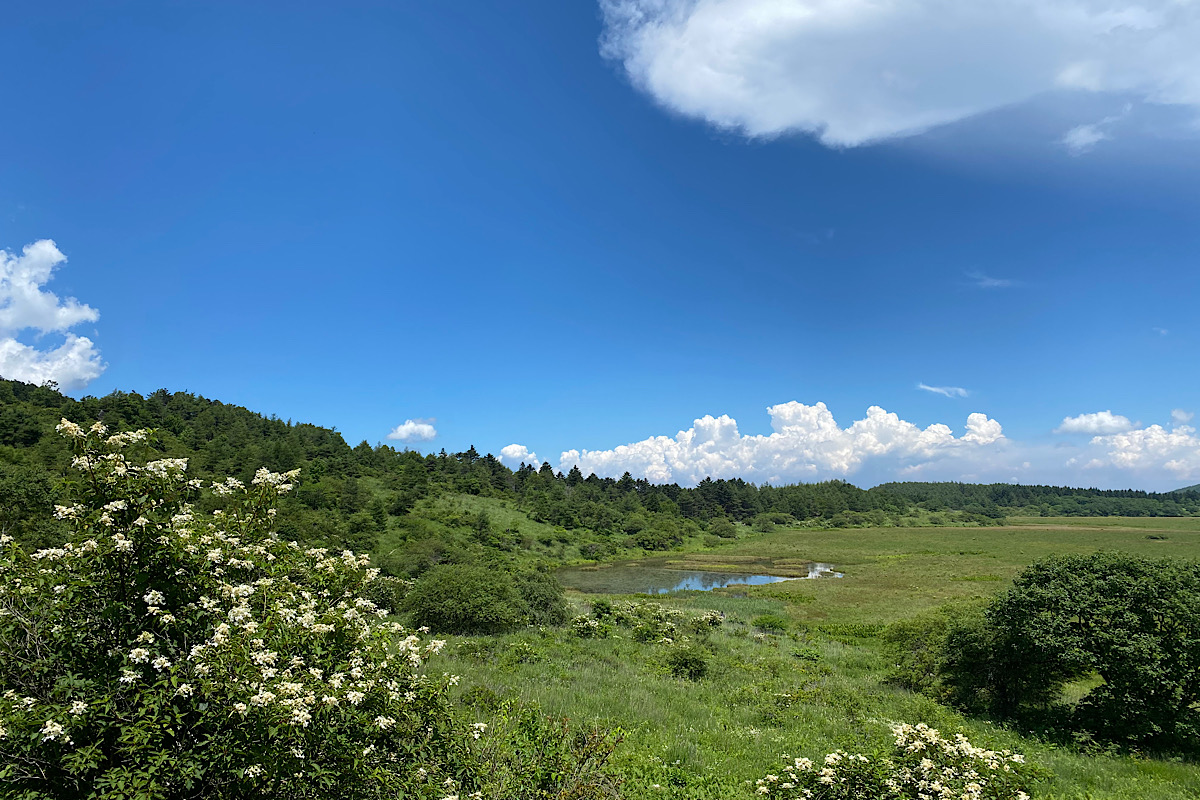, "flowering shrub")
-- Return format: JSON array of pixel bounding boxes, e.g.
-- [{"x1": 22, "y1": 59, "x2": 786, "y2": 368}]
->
[
  {"x1": 0, "y1": 421, "x2": 484, "y2": 799},
  {"x1": 691, "y1": 609, "x2": 725, "y2": 630},
  {"x1": 571, "y1": 615, "x2": 607, "y2": 638},
  {"x1": 754, "y1": 723, "x2": 1044, "y2": 800}
]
